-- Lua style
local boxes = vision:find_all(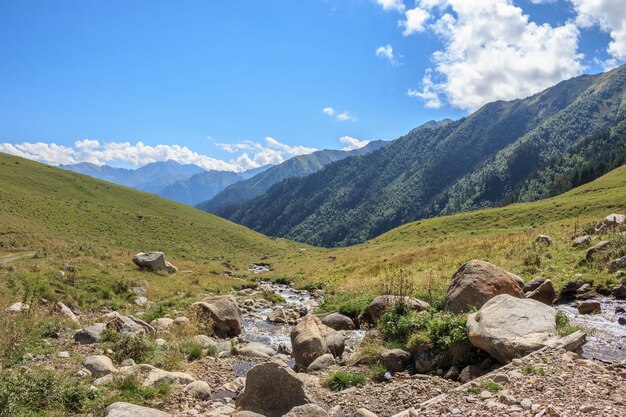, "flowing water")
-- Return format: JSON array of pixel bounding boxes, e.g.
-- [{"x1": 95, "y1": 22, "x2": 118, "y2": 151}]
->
[
  {"x1": 559, "y1": 297, "x2": 626, "y2": 362},
  {"x1": 239, "y1": 283, "x2": 365, "y2": 351}
]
